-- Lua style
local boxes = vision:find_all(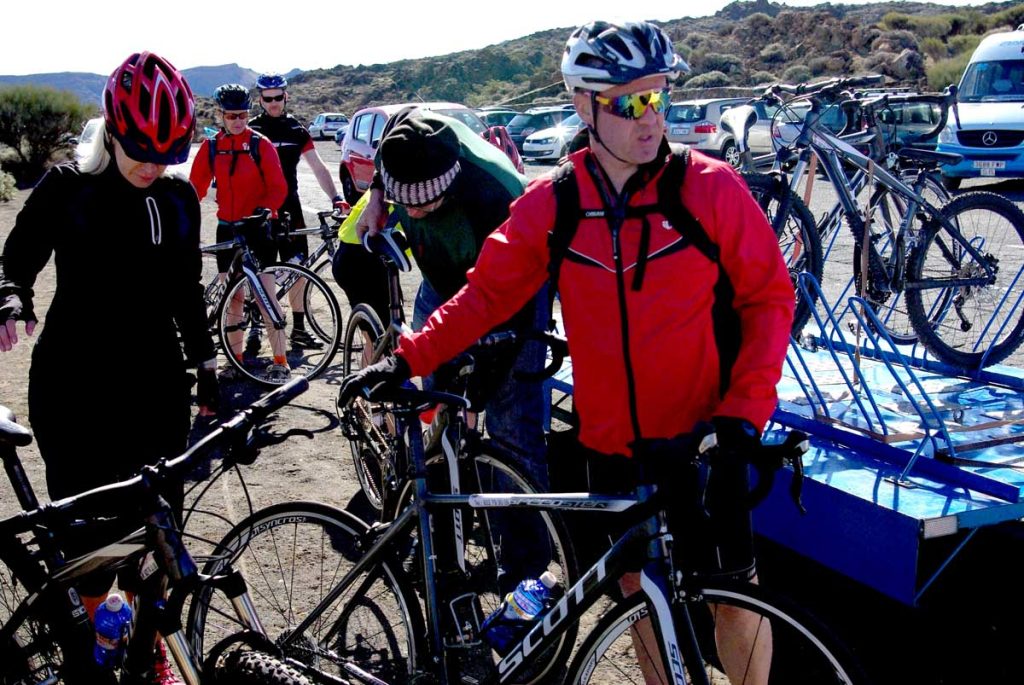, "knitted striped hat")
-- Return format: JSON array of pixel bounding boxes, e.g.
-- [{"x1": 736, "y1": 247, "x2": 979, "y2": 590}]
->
[{"x1": 380, "y1": 117, "x2": 460, "y2": 206}]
